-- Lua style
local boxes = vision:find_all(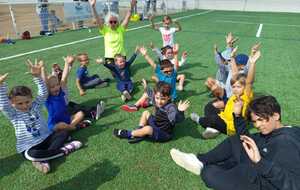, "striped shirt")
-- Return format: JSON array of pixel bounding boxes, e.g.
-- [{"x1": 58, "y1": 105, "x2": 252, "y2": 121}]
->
[{"x1": 0, "y1": 78, "x2": 51, "y2": 153}]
